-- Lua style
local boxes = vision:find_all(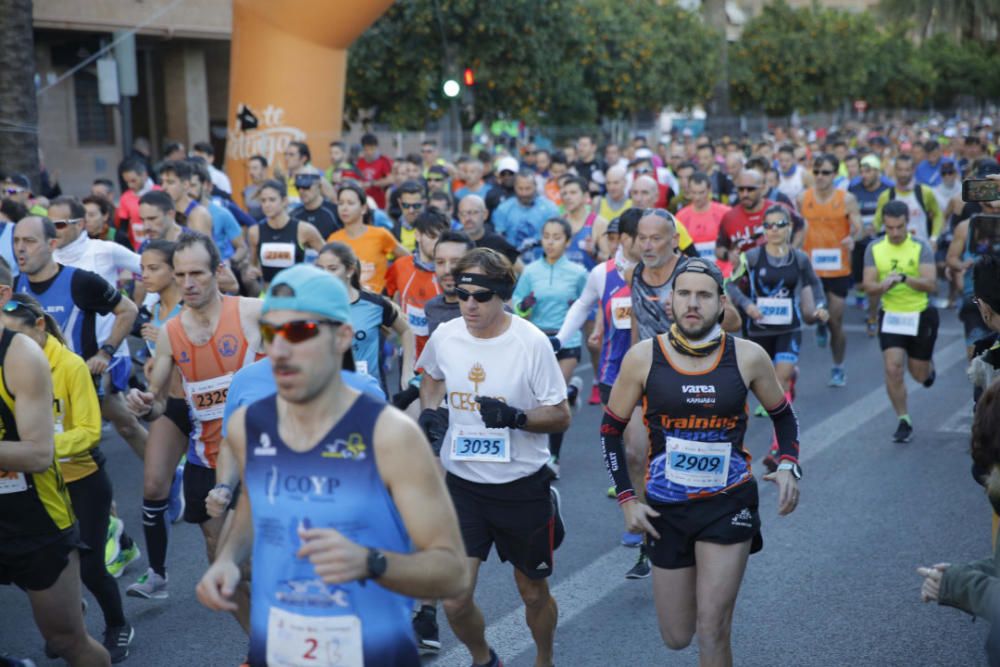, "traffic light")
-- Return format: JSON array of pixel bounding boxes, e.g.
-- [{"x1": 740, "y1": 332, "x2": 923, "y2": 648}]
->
[
  {"x1": 463, "y1": 68, "x2": 475, "y2": 87},
  {"x1": 443, "y1": 79, "x2": 460, "y2": 98}
]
